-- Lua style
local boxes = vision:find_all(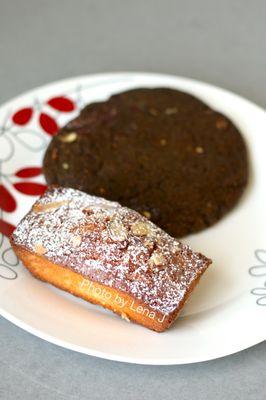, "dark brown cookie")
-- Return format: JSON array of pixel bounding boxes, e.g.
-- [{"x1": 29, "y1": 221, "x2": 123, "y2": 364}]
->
[{"x1": 43, "y1": 88, "x2": 248, "y2": 237}]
